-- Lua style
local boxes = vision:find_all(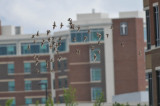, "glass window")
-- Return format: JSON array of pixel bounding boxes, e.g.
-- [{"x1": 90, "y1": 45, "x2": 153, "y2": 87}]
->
[
  {"x1": 40, "y1": 80, "x2": 48, "y2": 90},
  {"x1": 25, "y1": 98, "x2": 32, "y2": 104},
  {"x1": 41, "y1": 98, "x2": 46, "y2": 104},
  {"x1": 8, "y1": 81, "x2": 15, "y2": 91},
  {"x1": 0, "y1": 44, "x2": 16, "y2": 56},
  {"x1": 90, "y1": 48, "x2": 100, "y2": 62},
  {"x1": 58, "y1": 79, "x2": 62, "y2": 88},
  {"x1": 91, "y1": 68, "x2": 101, "y2": 81},
  {"x1": 8, "y1": 64, "x2": 14, "y2": 74},
  {"x1": 91, "y1": 29, "x2": 104, "y2": 41},
  {"x1": 24, "y1": 63, "x2": 31, "y2": 73},
  {"x1": 146, "y1": 10, "x2": 151, "y2": 49},
  {"x1": 11, "y1": 99, "x2": 16, "y2": 106},
  {"x1": 64, "y1": 79, "x2": 68, "y2": 88},
  {"x1": 21, "y1": 43, "x2": 49, "y2": 54},
  {"x1": 58, "y1": 40, "x2": 66, "y2": 52},
  {"x1": 91, "y1": 87, "x2": 102, "y2": 100},
  {"x1": 40, "y1": 62, "x2": 47, "y2": 72},
  {"x1": 25, "y1": 80, "x2": 31, "y2": 91},
  {"x1": 59, "y1": 96, "x2": 64, "y2": 103}
]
